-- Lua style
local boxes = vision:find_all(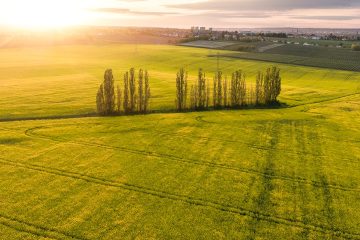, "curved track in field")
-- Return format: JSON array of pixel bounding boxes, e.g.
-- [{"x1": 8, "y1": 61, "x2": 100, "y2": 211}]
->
[
  {"x1": 0, "y1": 214, "x2": 87, "y2": 240},
  {"x1": 1, "y1": 158, "x2": 360, "y2": 240},
  {"x1": 19, "y1": 125, "x2": 360, "y2": 193}
]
